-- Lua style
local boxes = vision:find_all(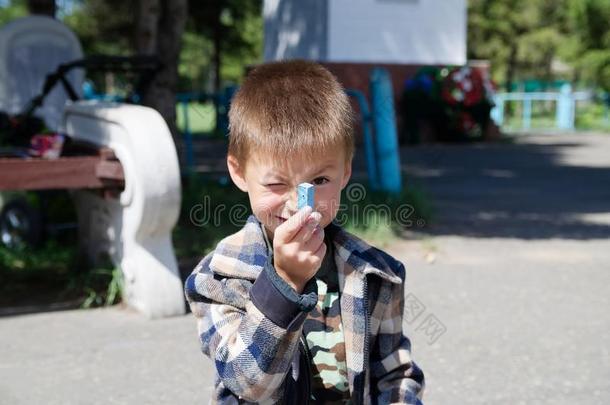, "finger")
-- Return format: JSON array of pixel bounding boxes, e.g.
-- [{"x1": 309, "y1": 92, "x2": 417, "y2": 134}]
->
[
  {"x1": 278, "y1": 206, "x2": 313, "y2": 242},
  {"x1": 300, "y1": 240, "x2": 327, "y2": 272},
  {"x1": 295, "y1": 212, "x2": 322, "y2": 242},
  {"x1": 310, "y1": 240, "x2": 327, "y2": 265},
  {"x1": 303, "y1": 226, "x2": 325, "y2": 252}
]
